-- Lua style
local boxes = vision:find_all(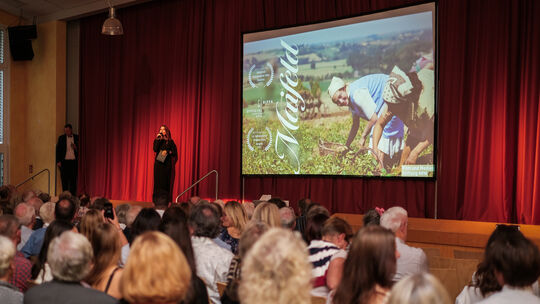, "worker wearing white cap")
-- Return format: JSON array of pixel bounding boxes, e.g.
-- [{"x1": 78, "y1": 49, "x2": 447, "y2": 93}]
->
[{"x1": 327, "y1": 74, "x2": 405, "y2": 166}]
